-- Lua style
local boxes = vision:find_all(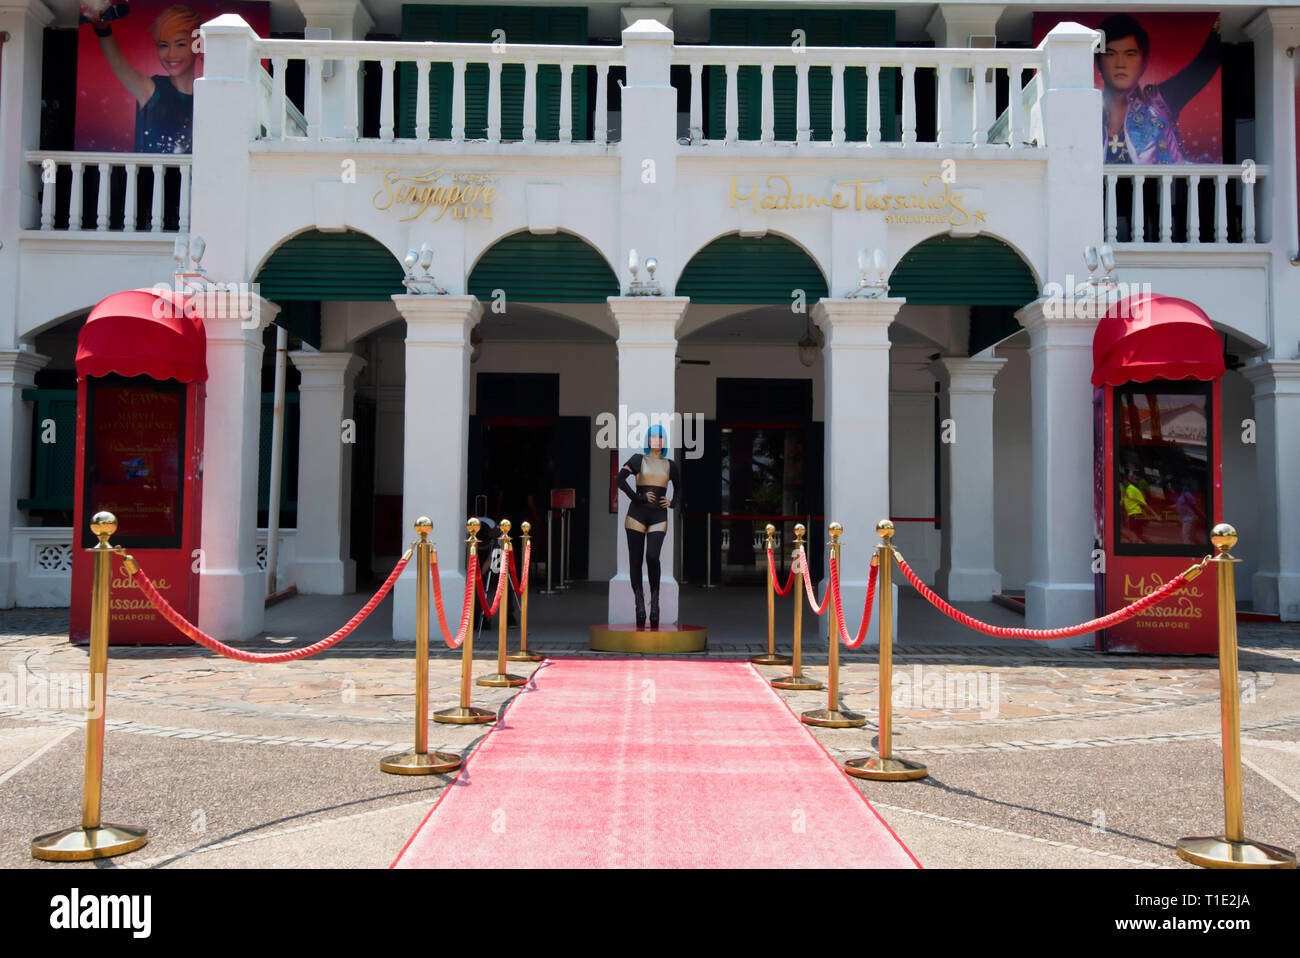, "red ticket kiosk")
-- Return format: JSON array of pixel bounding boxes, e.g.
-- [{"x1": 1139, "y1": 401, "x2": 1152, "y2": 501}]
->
[
  {"x1": 1093, "y1": 293, "x2": 1225, "y2": 653},
  {"x1": 70, "y1": 288, "x2": 206, "y2": 644}
]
